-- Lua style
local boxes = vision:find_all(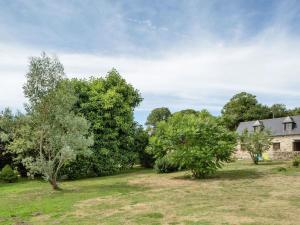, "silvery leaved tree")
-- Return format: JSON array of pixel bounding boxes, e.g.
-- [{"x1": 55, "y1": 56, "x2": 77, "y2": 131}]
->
[
  {"x1": 9, "y1": 53, "x2": 93, "y2": 189},
  {"x1": 239, "y1": 129, "x2": 272, "y2": 164}
]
